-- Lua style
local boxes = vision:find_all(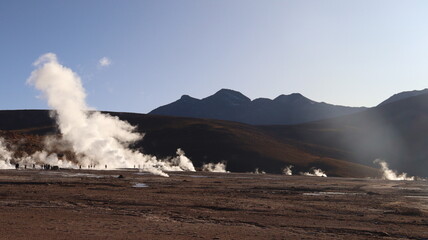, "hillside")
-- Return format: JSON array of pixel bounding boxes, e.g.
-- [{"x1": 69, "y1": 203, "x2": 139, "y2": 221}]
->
[
  {"x1": 378, "y1": 88, "x2": 428, "y2": 106},
  {"x1": 0, "y1": 110, "x2": 377, "y2": 178},
  {"x1": 3, "y1": 88, "x2": 428, "y2": 178},
  {"x1": 149, "y1": 89, "x2": 366, "y2": 125},
  {"x1": 261, "y1": 93, "x2": 428, "y2": 178}
]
